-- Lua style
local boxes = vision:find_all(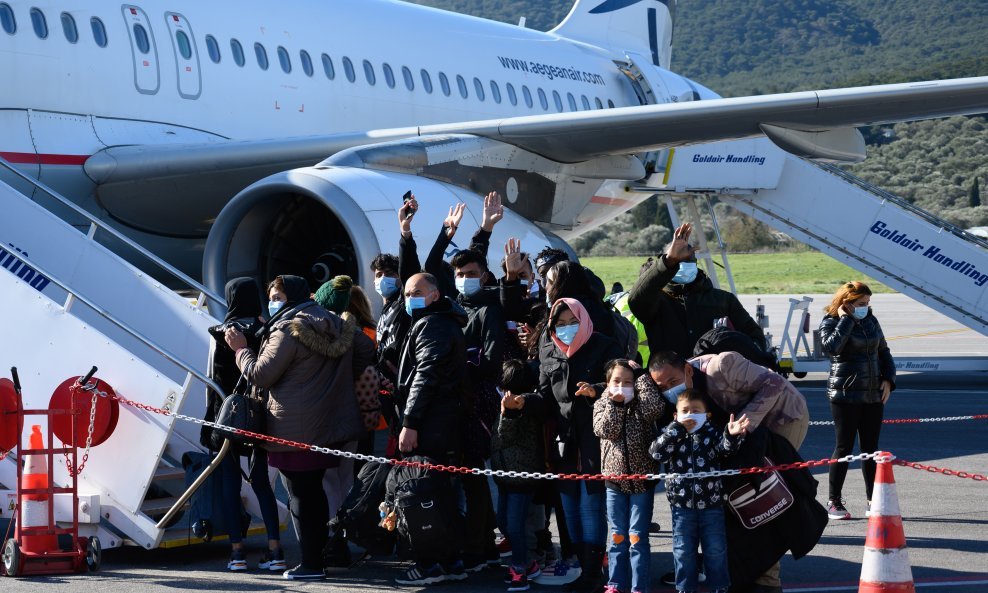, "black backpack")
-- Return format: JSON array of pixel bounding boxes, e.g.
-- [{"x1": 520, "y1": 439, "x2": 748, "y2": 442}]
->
[
  {"x1": 693, "y1": 327, "x2": 780, "y2": 373},
  {"x1": 330, "y1": 460, "x2": 395, "y2": 555},
  {"x1": 385, "y1": 456, "x2": 454, "y2": 557}
]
